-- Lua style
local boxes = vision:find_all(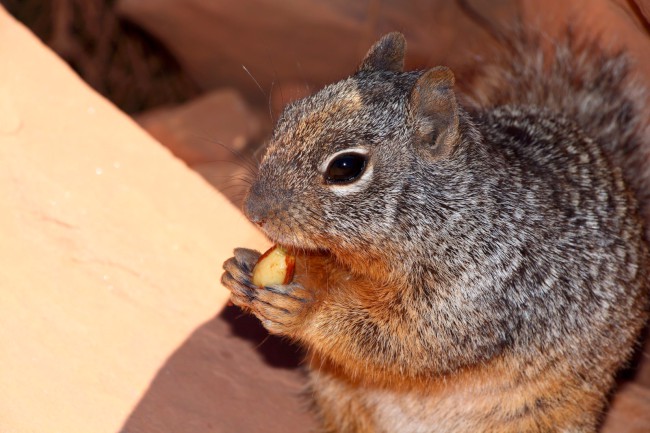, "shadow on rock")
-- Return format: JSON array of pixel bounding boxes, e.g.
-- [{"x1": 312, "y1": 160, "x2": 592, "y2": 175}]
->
[{"x1": 119, "y1": 304, "x2": 316, "y2": 433}]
